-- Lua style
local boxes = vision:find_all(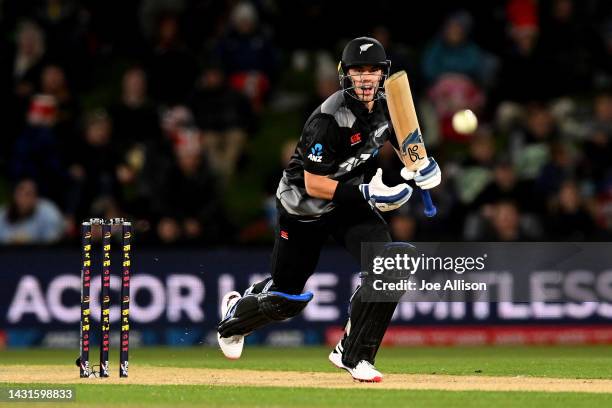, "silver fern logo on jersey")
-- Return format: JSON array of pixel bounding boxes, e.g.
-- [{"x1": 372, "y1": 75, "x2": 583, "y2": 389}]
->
[{"x1": 373, "y1": 124, "x2": 388, "y2": 141}]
